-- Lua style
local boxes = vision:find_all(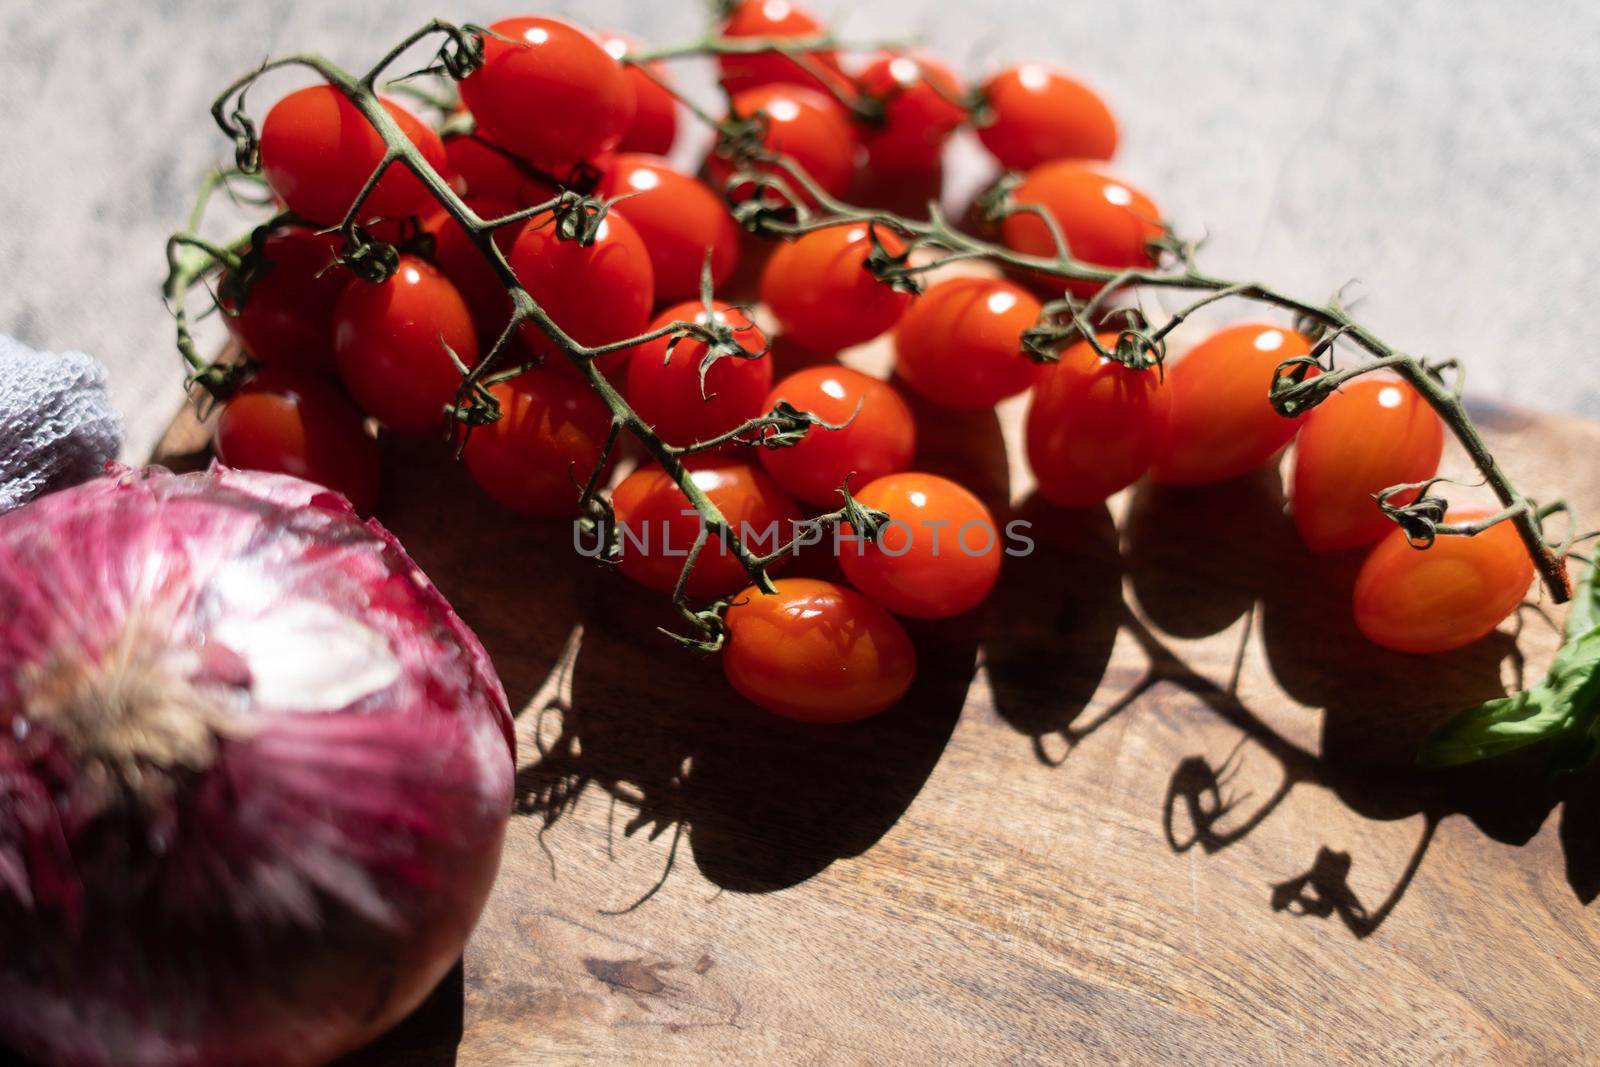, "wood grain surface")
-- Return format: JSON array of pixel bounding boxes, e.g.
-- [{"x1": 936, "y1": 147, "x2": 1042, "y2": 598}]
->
[{"x1": 142, "y1": 347, "x2": 1600, "y2": 1066}]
